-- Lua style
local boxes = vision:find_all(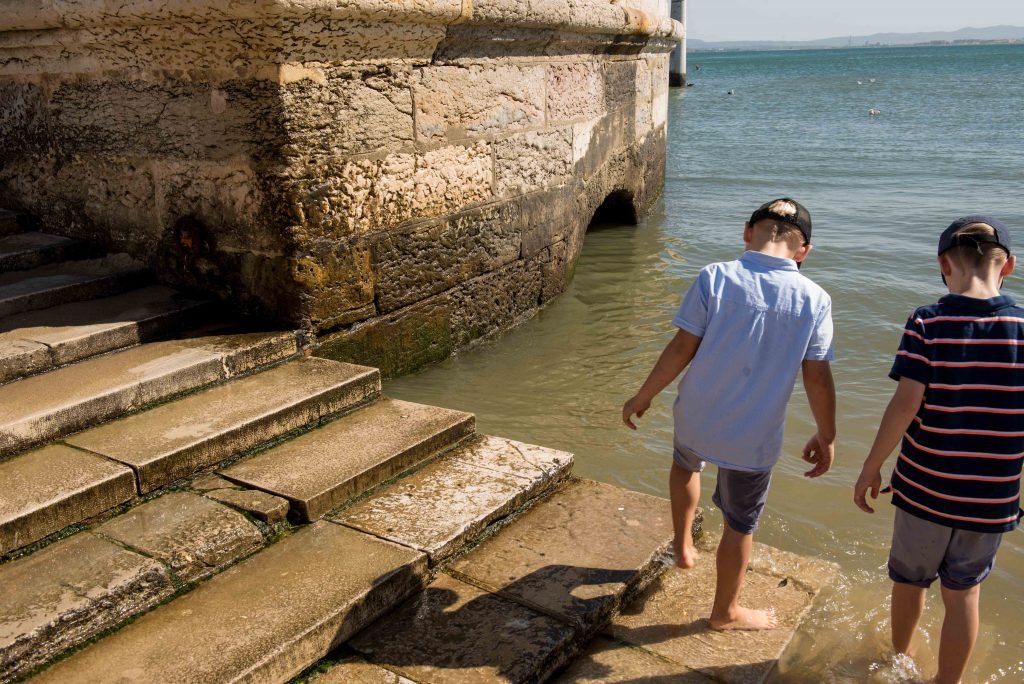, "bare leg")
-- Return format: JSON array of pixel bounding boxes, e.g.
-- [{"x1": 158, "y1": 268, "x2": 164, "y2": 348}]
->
[
  {"x1": 934, "y1": 584, "x2": 980, "y2": 684},
  {"x1": 891, "y1": 582, "x2": 927, "y2": 655},
  {"x1": 669, "y1": 462, "x2": 700, "y2": 568},
  {"x1": 709, "y1": 523, "x2": 777, "y2": 630}
]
